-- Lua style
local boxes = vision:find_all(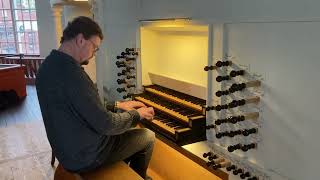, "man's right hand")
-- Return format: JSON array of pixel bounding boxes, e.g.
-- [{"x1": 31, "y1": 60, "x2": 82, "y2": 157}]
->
[{"x1": 136, "y1": 107, "x2": 154, "y2": 120}]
